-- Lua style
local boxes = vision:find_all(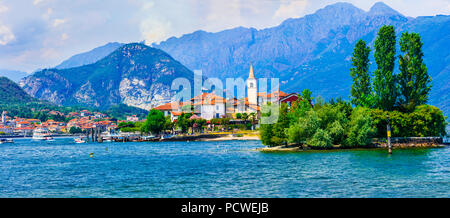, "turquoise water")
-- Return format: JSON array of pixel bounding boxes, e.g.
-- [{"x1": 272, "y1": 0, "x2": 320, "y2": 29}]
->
[{"x1": 0, "y1": 138, "x2": 449, "y2": 198}]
